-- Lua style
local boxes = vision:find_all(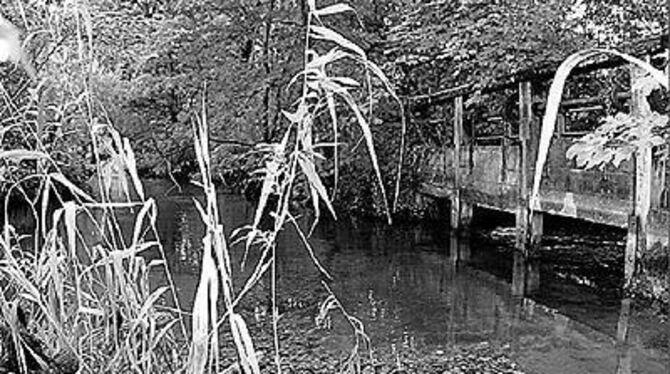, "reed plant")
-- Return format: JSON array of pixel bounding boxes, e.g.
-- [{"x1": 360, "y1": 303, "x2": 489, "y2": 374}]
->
[
  {"x1": 186, "y1": 1, "x2": 403, "y2": 373},
  {"x1": 1, "y1": 111, "x2": 188, "y2": 373},
  {"x1": 1, "y1": 3, "x2": 186, "y2": 373}
]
